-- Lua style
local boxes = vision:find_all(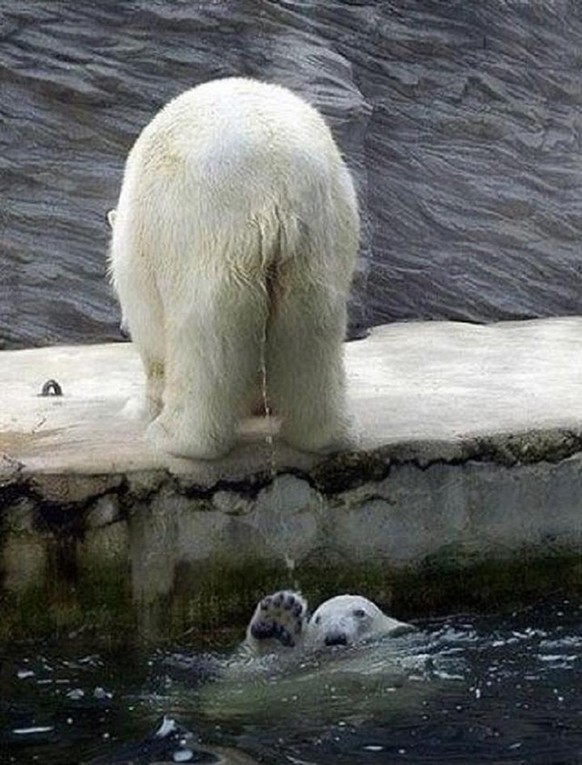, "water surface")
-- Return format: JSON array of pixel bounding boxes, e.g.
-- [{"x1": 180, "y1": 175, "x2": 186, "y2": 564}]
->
[{"x1": 2, "y1": 596, "x2": 580, "y2": 764}]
